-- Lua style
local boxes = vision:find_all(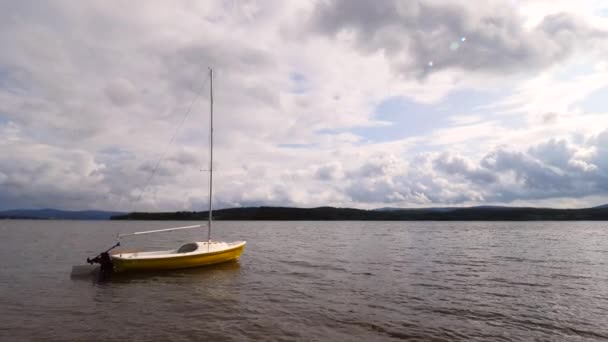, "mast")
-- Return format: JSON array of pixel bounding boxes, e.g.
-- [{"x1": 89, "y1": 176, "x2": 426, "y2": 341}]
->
[{"x1": 207, "y1": 67, "x2": 213, "y2": 245}]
